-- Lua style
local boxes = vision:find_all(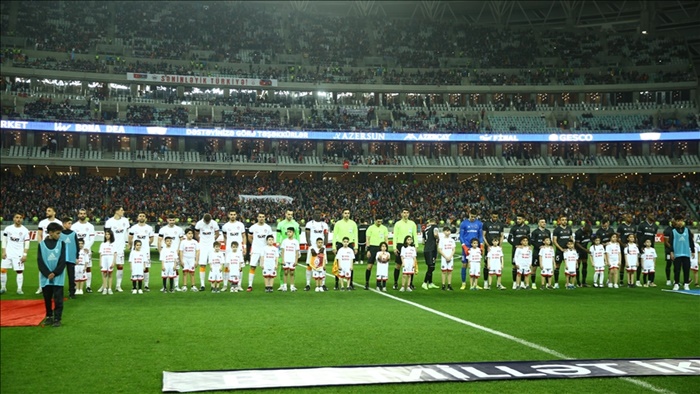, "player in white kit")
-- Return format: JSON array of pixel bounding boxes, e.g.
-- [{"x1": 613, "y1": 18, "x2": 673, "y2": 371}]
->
[
  {"x1": 1, "y1": 213, "x2": 30, "y2": 295},
  {"x1": 158, "y1": 214, "x2": 184, "y2": 291},
  {"x1": 513, "y1": 237, "x2": 532, "y2": 290},
  {"x1": 221, "y1": 210, "x2": 246, "y2": 290},
  {"x1": 104, "y1": 206, "x2": 130, "y2": 292},
  {"x1": 247, "y1": 213, "x2": 272, "y2": 292},
  {"x1": 305, "y1": 212, "x2": 329, "y2": 290},
  {"x1": 195, "y1": 213, "x2": 220, "y2": 291}
]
